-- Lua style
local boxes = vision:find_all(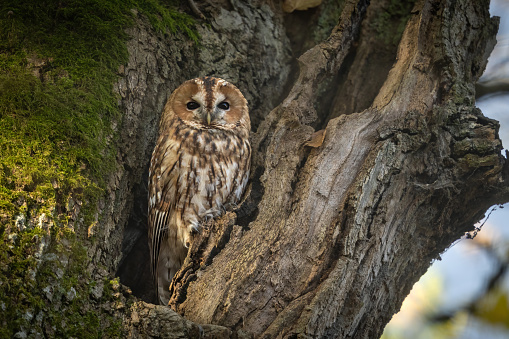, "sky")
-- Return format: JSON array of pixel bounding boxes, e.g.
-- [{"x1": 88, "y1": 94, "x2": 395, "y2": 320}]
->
[{"x1": 383, "y1": 0, "x2": 509, "y2": 338}]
